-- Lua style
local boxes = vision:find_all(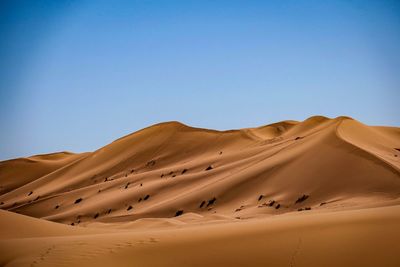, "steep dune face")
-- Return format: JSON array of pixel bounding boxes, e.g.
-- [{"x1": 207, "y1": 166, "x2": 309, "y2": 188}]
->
[
  {"x1": 0, "y1": 116, "x2": 399, "y2": 226},
  {"x1": 337, "y1": 119, "x2": 400, "y2": 170}
]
